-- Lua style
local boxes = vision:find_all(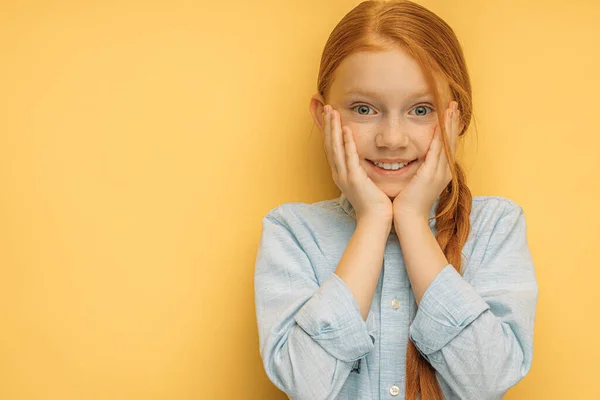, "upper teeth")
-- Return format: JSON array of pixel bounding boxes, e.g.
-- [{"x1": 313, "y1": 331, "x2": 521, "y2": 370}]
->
[{"x1": 373, "y1": 160, "x2": 412, "y2": 170}]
